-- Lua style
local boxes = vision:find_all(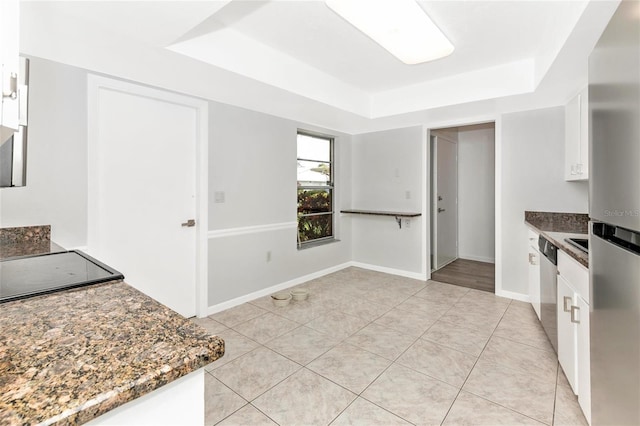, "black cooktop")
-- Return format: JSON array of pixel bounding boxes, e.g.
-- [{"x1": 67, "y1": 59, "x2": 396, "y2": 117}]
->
[{"x1": 0, "y1": 250, "x2": 124, "y2": 303}]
